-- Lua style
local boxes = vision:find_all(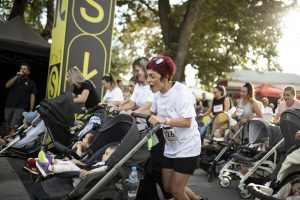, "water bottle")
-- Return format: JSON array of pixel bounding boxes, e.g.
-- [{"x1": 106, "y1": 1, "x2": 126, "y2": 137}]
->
[{"x1": 127, "y1": 165, "x2": 139, "y2": 199}]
